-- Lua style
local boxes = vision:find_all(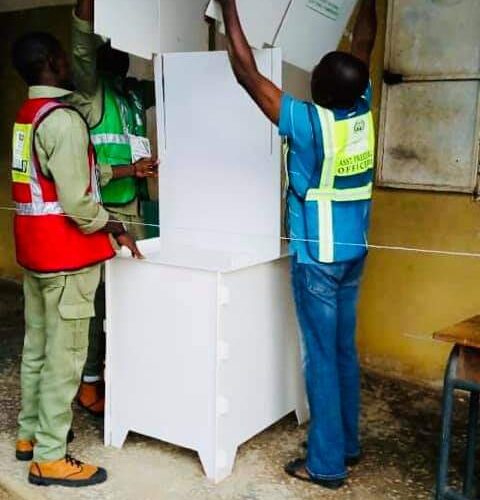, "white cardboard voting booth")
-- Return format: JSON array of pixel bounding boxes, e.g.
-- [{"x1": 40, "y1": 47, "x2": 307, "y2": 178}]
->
[
  {"x1": 104, "y1": 50, "x2": 308, "y2": 482},
  {"x1": 97, "y1": 1, "x2": 308, "y2": 482}
]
